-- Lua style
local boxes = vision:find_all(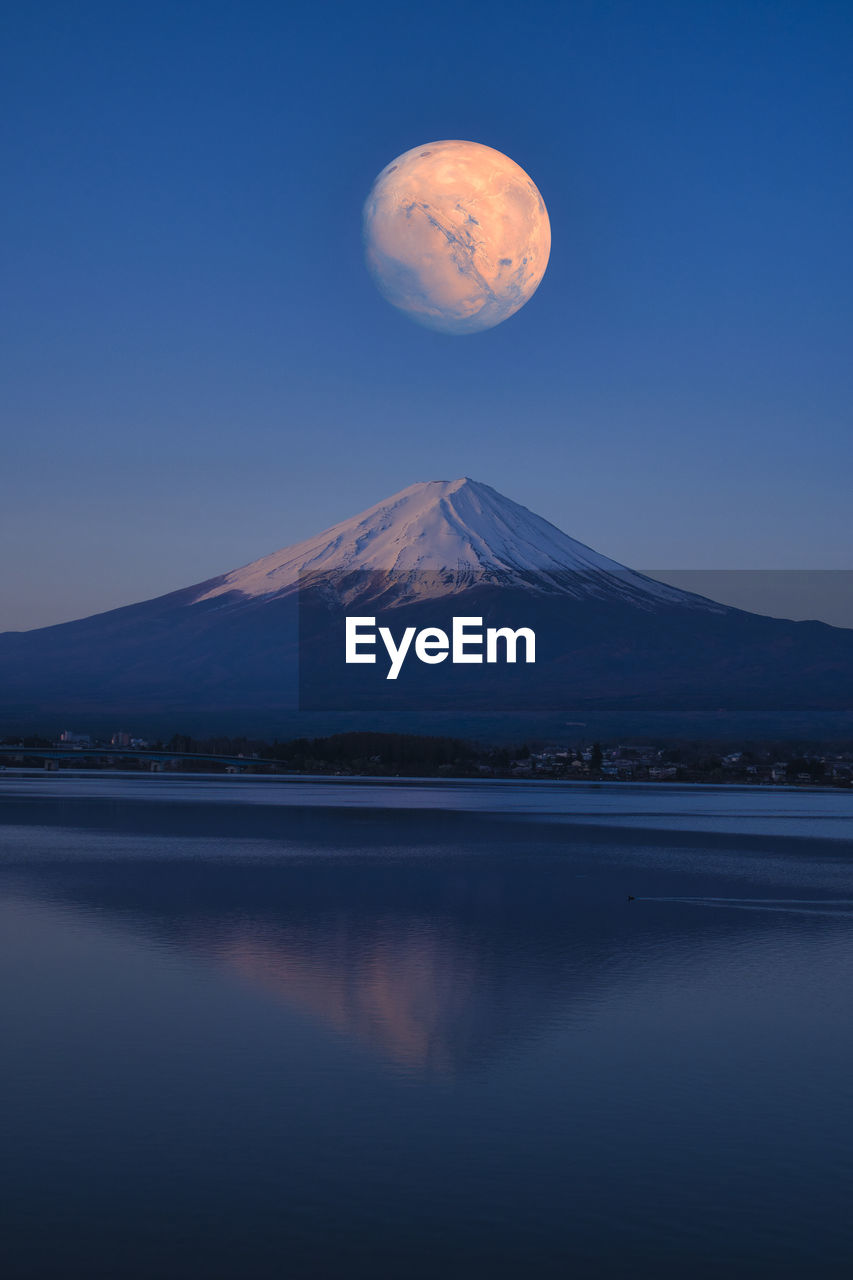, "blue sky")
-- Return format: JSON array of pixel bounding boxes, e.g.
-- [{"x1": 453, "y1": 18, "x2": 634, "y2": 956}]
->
[{"x1": 2, "y1": 0, "x2": 852, "y2": 629}]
